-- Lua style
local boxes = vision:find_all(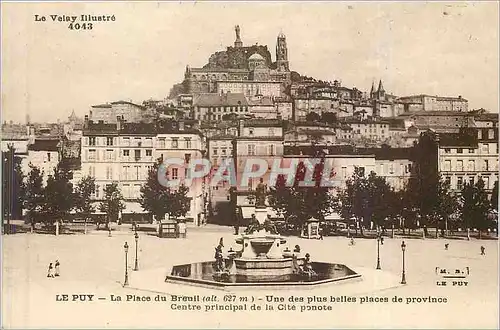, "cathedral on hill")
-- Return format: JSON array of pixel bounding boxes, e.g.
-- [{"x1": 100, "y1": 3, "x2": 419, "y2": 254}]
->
[{"x1": 182, "y1": 26, "x2": 291, "y2": 98}]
